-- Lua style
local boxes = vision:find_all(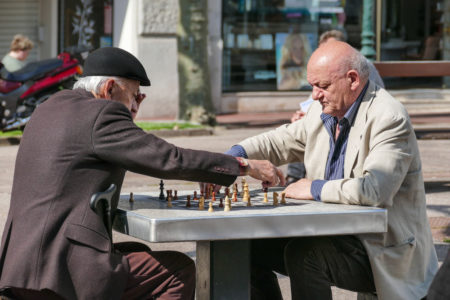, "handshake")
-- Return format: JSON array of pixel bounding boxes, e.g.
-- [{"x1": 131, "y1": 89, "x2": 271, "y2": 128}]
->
[
  {"x1": 201, "y1": 158, "x2": 285, "y2": 195},
  {"x1": 201, "y1": 158, "x2": 314, "y2": 200}
]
